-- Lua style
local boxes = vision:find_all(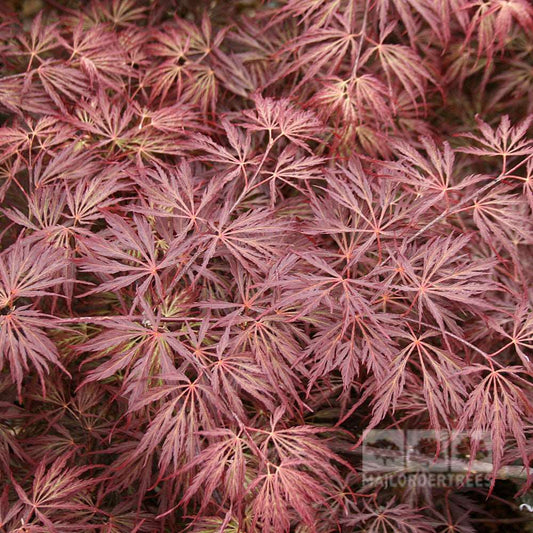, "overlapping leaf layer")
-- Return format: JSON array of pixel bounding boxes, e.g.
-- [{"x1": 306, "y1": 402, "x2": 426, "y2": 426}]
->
[{"x1": 0, "y1": 1, "x2": 532, "y2": 531}]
